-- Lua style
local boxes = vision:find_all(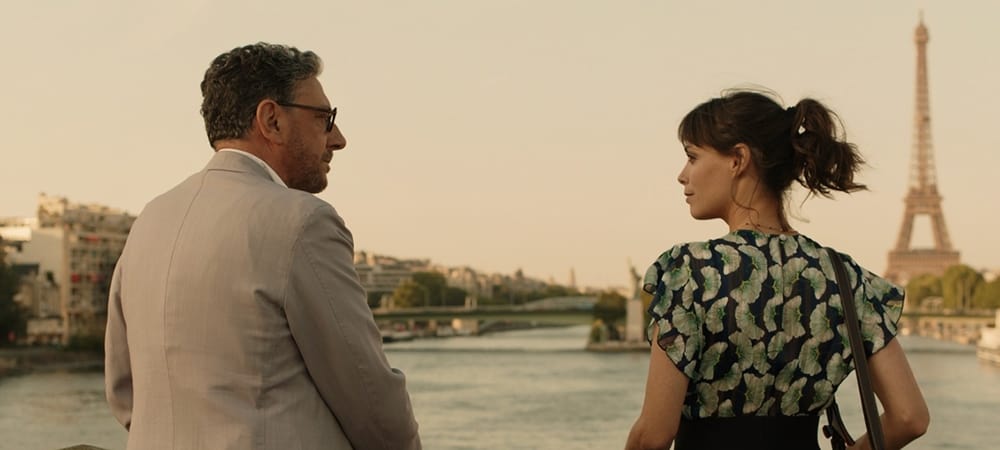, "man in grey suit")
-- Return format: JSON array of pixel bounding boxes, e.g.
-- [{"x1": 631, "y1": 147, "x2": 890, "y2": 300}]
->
[{"x1": 105, "y1": 43, "x2": 421, "y2": 450}]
